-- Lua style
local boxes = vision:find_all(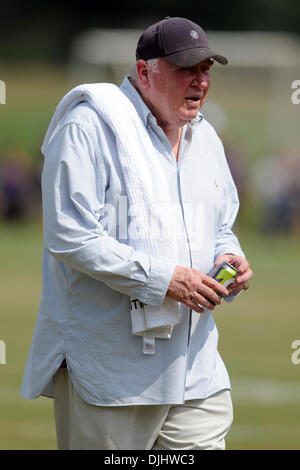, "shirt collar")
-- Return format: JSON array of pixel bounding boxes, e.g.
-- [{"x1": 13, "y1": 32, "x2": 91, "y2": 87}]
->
[{"x1": 120, "y1": 75, "x2": 203, "y2": 128}]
